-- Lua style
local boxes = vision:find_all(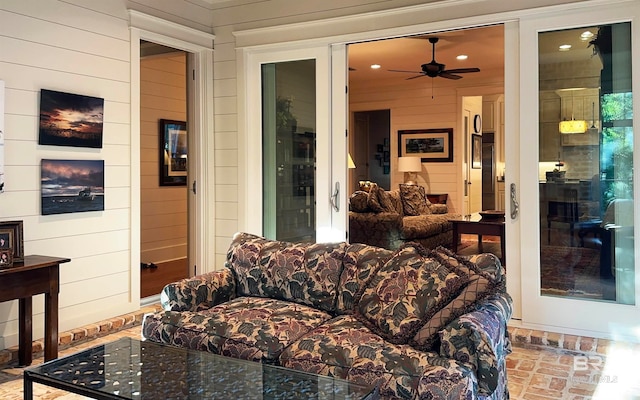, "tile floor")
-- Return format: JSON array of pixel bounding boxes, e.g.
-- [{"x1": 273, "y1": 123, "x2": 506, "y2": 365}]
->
[{"x1": 1, "y1": 309, "x2": 639, "y2": 399}]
